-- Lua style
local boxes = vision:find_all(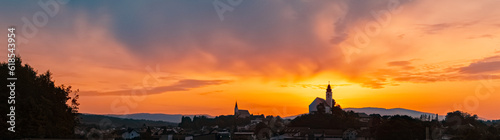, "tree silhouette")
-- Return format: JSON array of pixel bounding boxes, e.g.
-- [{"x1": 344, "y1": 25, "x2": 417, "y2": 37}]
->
[
  {"x1": 0, "y1": 57, "x2": 79, "y2": 138},
  {"x1": 290, "y1": 109, "x2": 361, "y2": 130},
  {"x1": 375, "y1": 115, "x2": 426, "y2": 140},
  {"x1": 316, "y1": 103, "x2": 325, "y2": 114},
  {"x1": 255, "y1": 122, "x2": 271, "y2": 140},
  {"x1": 443, "y1": 111, "x2": 498, "y2": 139}
]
